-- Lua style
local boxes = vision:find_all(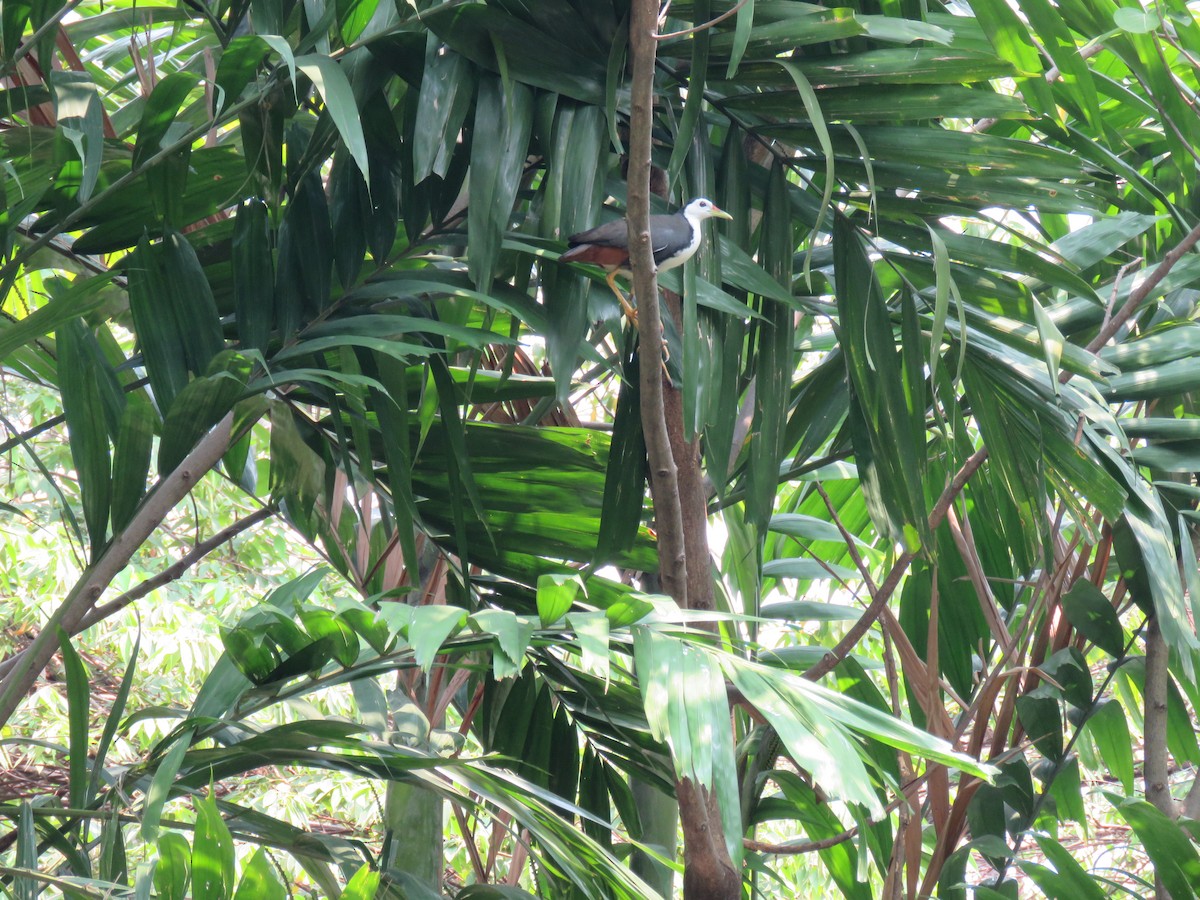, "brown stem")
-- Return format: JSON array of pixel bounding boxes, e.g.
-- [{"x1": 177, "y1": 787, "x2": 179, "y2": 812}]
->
[
  {"x1": 1145, "y1": 616, "x2": 1171, "y2": 900},
  {"x1": 816, "y1": 483, "x2": 878, "y2": 595},
  {"x1": 660, "y1": 285, "x2": 718, "y2": 612},
  {"x1": 628, "y1": 0, "x2": 686, "y2": 606},
  {"x1": 1084, "y1": 221, "x2": 1200, "y2": 356},
  {"x1": 677, "y1": 779, "x2": 740, "y2": 898},
  {"x1": 628, "y1": 4, "x2": 737, "y2": 895}
]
